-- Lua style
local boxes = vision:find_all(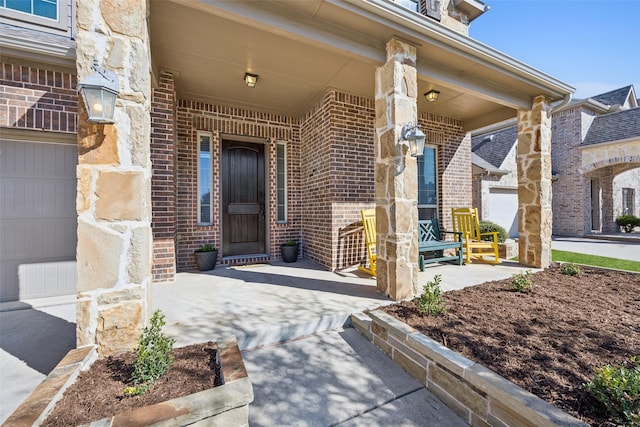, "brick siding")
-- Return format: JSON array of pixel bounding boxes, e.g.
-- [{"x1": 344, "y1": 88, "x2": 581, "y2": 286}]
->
[
  {"x1": 418, "y1": 112, "x2": 470, "y2": 230},
  {"x1": 0, "y1": 61, "x2": 77, "y2": 133},
  {"x1": 151, "y1": 71, "x2": 177, "y2": 282},
  {"x1": 174, "y1": 100, "x2": 301, "y2": 270}
]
